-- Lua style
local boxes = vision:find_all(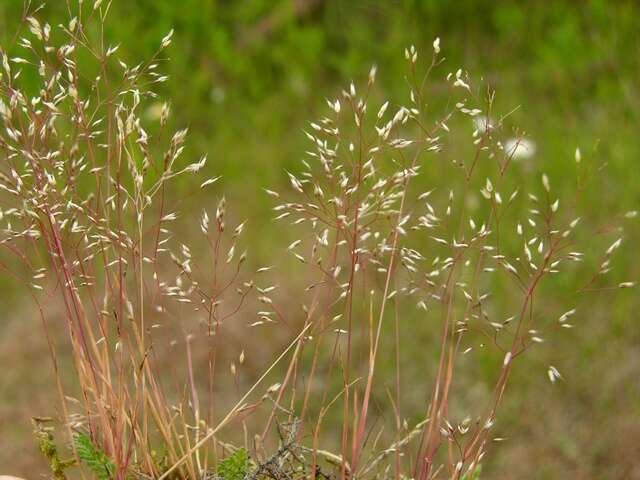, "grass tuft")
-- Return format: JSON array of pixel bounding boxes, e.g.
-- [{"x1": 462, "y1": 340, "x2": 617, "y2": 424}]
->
[{"x1": 0, "y1": 3, "x2": 633, "y2": 480}]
